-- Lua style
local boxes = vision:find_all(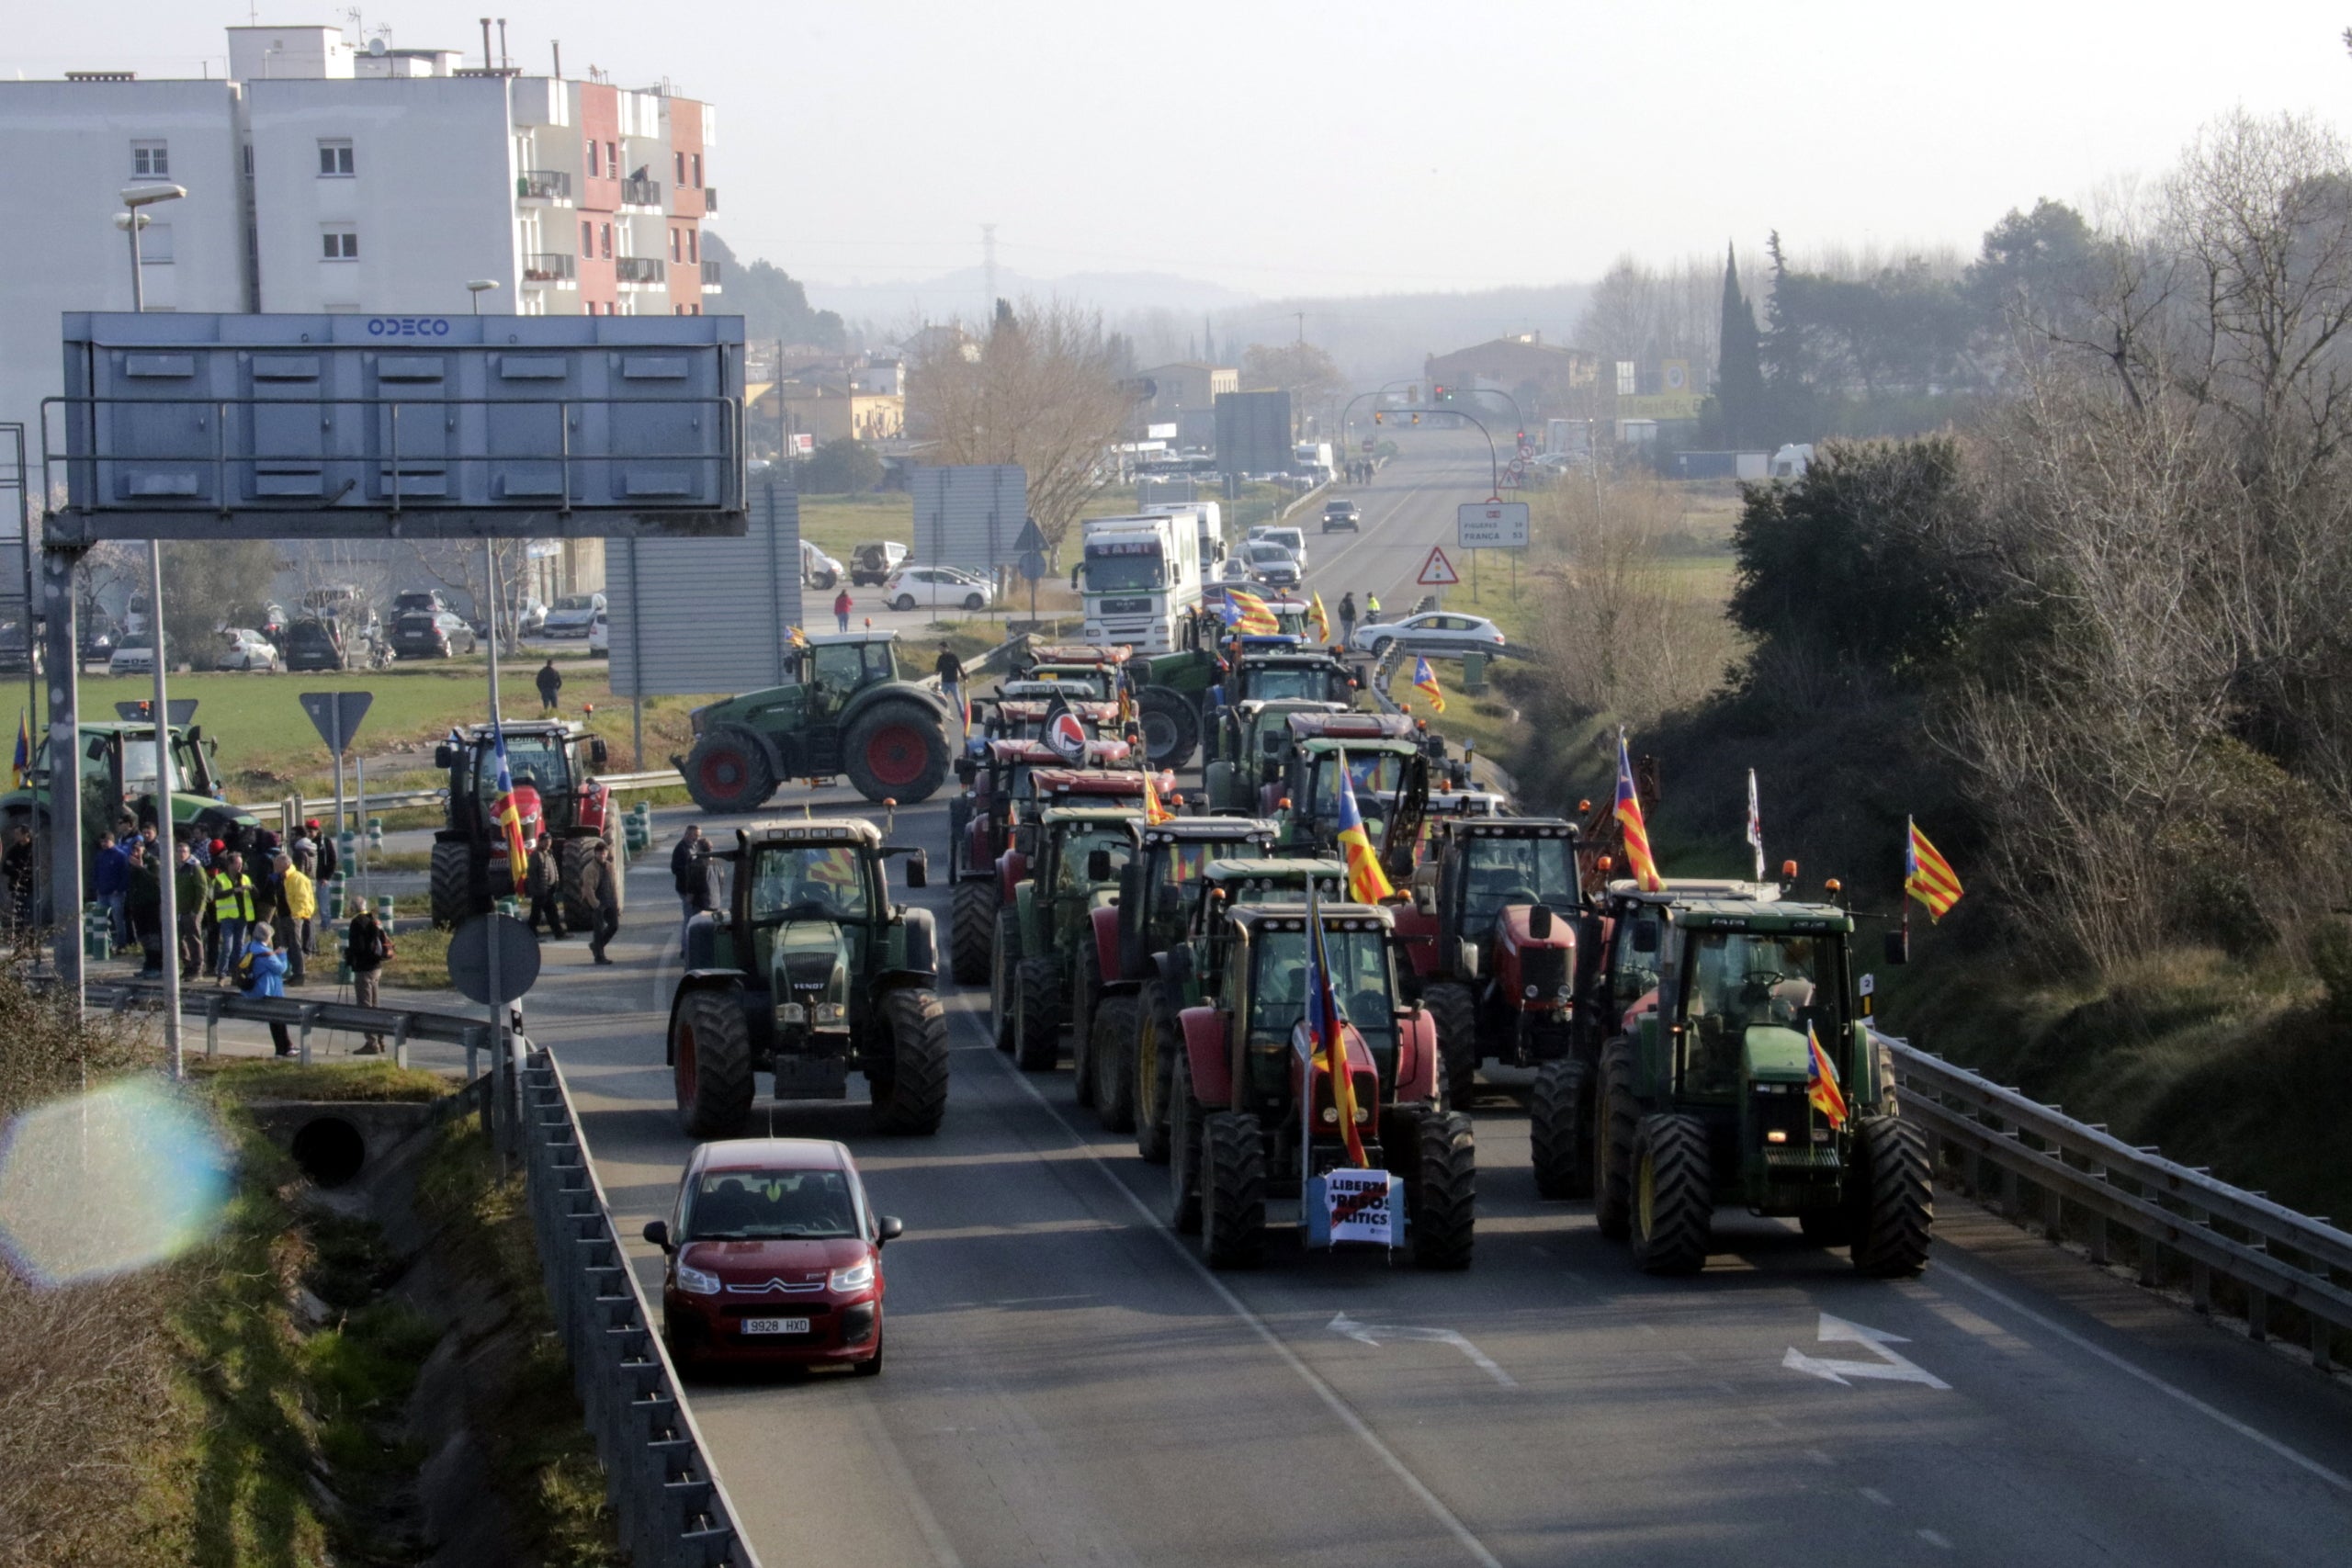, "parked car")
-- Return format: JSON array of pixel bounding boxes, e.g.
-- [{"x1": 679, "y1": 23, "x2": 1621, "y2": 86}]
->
[
  {"x1": 256, "y1": 602, "x2": 289, "y2": 648},
  {"x1": 511, "y1": 596, "x2": 548, "y2": 637},
  {"x1": 391, "y1": 608, "x2": 479, "y2": 660},
  {"x1": 849, "y1": 540, "x2": 910, "y2": 587},
  {"x1": 883, "y1": 566, "x2": 995, "y2": 613},
  {"x1": 1242, "y1": 540, "x2": 1302, "y2": 590},
  {"x1": 107, "y1": 639, "x2": 156, "y2": 677},
  {"x1": 588, "y1": 609, "x2": 609, "y2": 658},
  {"x1": 642, "y1": 1137, "x2": 901, "y2": 1375},
  {"x1": 80, "y1": 616, "x2": 119, "y2": 666},
  {"x1": 391, "y1": 588, "x2": 456, "y2": 619},
  {"x1": 284, "y1": 616, "x2": 385, "y2": 672},
  {"x1": 1348, "y1": 610, "x2": 1509, "y2": 657},
  {"x1": 541, "y1": 592, "x2": 605, "y2": 638},
  {"x1": 802, "y1": 539, "x2": 844, "y2": 591},
  {"x1": 1321, "y1": 499, "x2": 1362, "y2": 533},
  {"x1": 215, "y1": 627, "x2": 284, "y2": 672},
  {"x1": 0, "y1": 619, "x2": 41, "y2": 674}
]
